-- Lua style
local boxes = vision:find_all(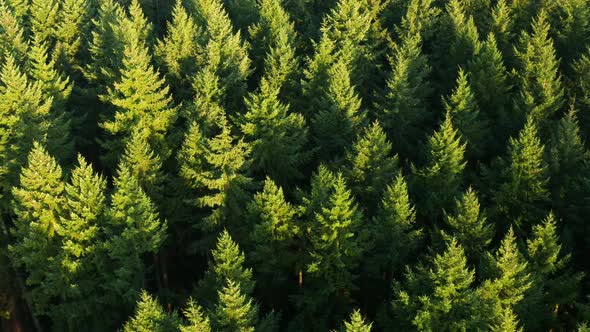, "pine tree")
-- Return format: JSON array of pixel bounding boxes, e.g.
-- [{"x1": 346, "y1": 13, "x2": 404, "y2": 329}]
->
[
  {"x1": 514, "y1": 11, "x2": 564, "y2": 132},
  {"x1": 178, "y1": 118, "x2": 252, "y2": 245},
  {"x1": 492, "y1": 116, "x2": 550, "y2": 232},
  {"x1": 213, "y1": 279, "x2": 258, "y2": 332},
  {"x1": 444, "y1": 68, "x2": 488, "y2": 159},
  {"x1": 490, "y1": 306, "x2": 523, "y2": 332},
  {"x1": 9, "y1": 143, "x2": 65, "y2": 316},
  {"x1": 444, "y1": 187, "x2": 493, "y2": 263},
  {"x1": 100, "y1": 14, "x2": 177, "y2": 167},
  {"x1": 29, "y1": 0, "x2": 59, "y2": 44},
  {"x1": 344, "y1": 121, "x2": 398, "y2": 215},
  {"x1": 0, "y1": 2, "x2": 28, "y2": 65},
  {"x1": 179, "y1": 298, "x2": 212, "y2": 332},
  {"x1": 377, "y1": 31, "x2": 432, "y2": 160},
  {"x1": 154, "y1": 0, "x2": 202, "y2": 101},
  {"x1": 103, "y1": 165, "x2": 166, "y2": 308},
  {"x1": 413, "y1": 112, "x2": 467, "y2": 221},
  {"x1": 0, "y1": 55, "x2": 53, "y2": 205},
  {"x1": 342, "y1": 309, "x2": 372, "y2": 332},
  {"x1": 123, "y1": 290, "x2": 176, "y2": 332},
  {"x1": 574, "y1": 48, "x2": 590, "y2": 141},
  {"x1": 53, "y1": 0, "x2": 91, "y2": 74}
]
